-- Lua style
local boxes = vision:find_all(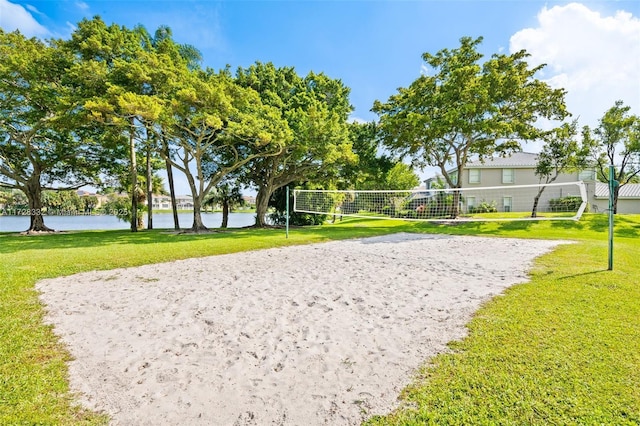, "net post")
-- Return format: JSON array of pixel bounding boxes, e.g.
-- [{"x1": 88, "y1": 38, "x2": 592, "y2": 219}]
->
[
  {"x1": 286, "y1": 186, "x2": 290, "y2": 239},
  {"x1": 608, "y1": 165, "x2": 616, "y2": 270}
]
